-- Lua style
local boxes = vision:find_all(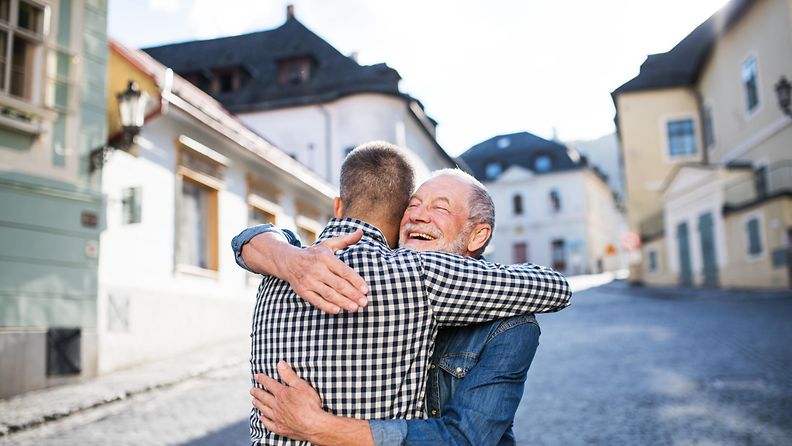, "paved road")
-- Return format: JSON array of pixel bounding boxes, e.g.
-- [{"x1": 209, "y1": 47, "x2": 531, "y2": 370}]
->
[{"x1": 5, "y1": 281, "x2": 791, "y2": 445}]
